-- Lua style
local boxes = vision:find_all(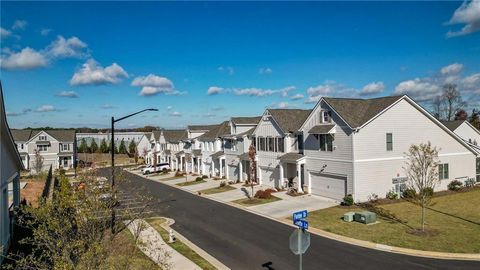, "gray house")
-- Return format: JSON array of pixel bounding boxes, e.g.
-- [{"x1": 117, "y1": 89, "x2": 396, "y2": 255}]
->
[{"x1": 1, "y1": 84, "x2": 23, "y2": 264}]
